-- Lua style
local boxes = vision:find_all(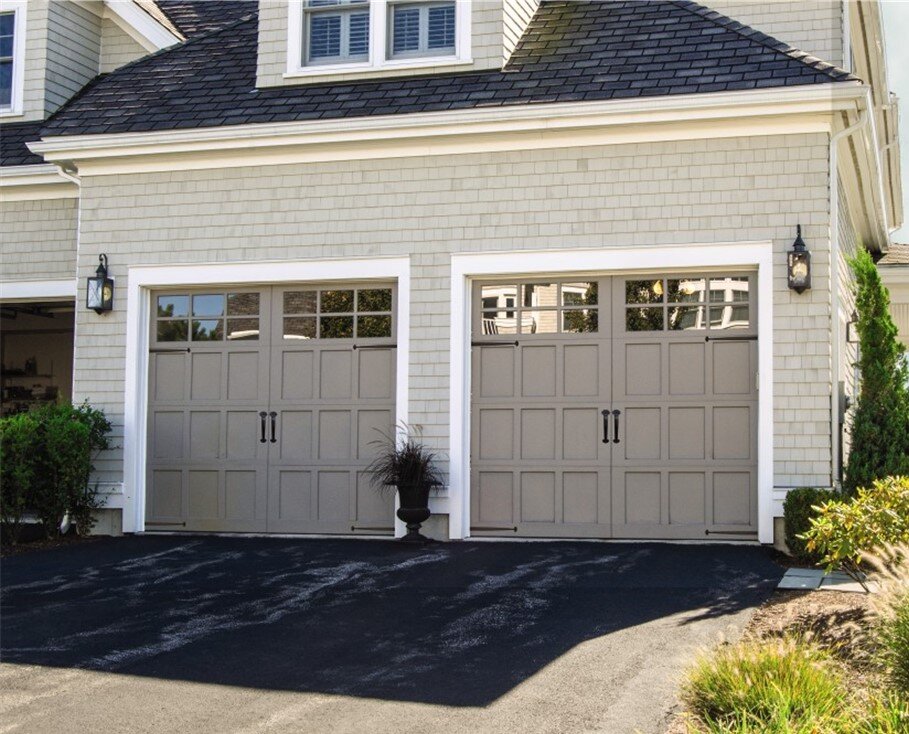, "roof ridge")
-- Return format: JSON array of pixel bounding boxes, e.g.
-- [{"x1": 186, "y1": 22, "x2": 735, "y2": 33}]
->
[{"x1": 669, "y1": 0, "x2": 858, "y2": 83}]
